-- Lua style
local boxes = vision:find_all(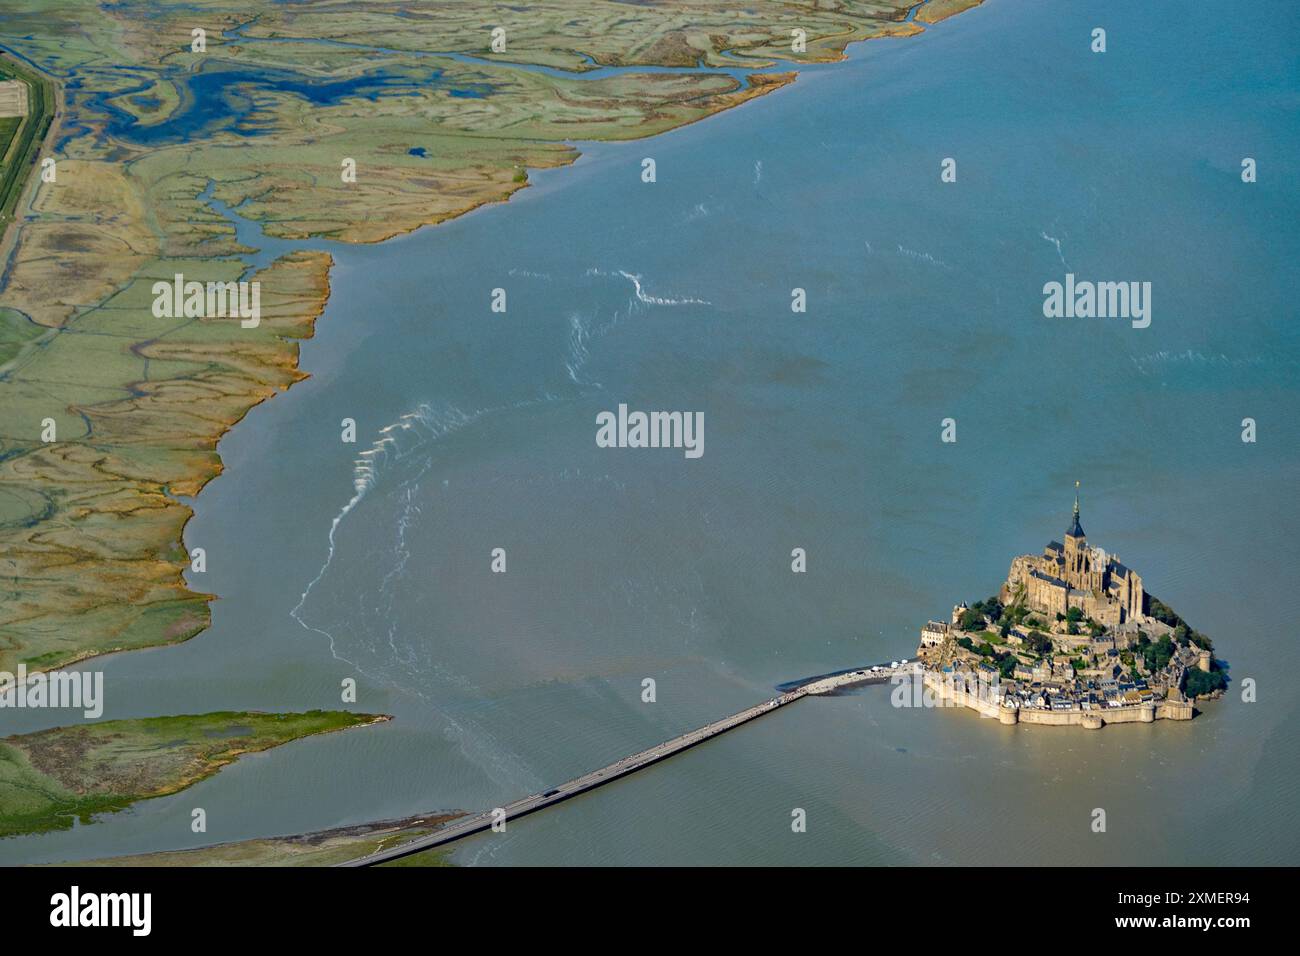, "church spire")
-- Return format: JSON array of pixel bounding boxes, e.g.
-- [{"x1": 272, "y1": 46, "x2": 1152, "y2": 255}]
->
[{"x1": 1067, "y1": 481, "x2": 1085, "y2": 538}]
